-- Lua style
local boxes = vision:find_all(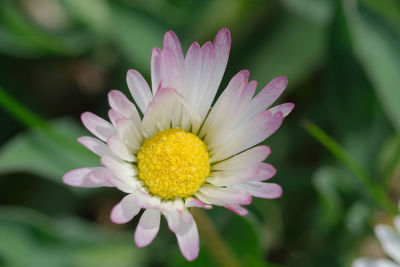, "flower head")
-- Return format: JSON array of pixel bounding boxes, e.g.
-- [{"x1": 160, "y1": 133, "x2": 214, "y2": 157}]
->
[
  {"x1": 63, "y1": 28, "x2": 294, "y2": 261},
  {"x1": 353, "y1": 202, "x2": 400, "y2": 267}
]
